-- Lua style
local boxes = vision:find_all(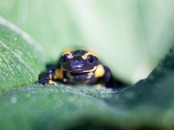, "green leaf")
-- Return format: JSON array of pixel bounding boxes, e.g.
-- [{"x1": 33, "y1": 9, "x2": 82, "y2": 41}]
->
[
  {"x1": 0, "y1": 17, "x2": 45, "y2": 93},
  {"x1": 0, "y1": 85, "x2": 121, "y2": 130},
  {"x1": 0, "y1": 1, "x2": 174, "y2": 129},
  {"x1": 1, "y1": 47, "x2": 174, "y2": 129}
]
